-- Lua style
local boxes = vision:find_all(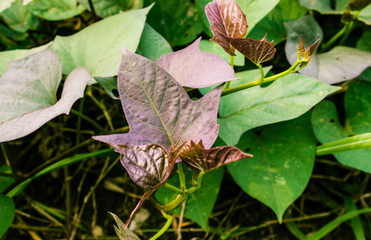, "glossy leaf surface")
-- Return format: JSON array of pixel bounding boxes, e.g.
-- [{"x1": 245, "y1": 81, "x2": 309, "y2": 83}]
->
[
  {"x1": 144, "y1": 0, "x2": 203, "y2": 47},
  {"x1": 179, "y1": 140, "x2": 252, "y2": 174},
  {"x1": 0, "y1": 195, "x2": 15, "y2": 238},
  {"x1": 218, "y1": 73, "x2": 339, "y2": 145},
  {"x1": 137, "y1": 23, "x2": 173, "y2": 62},
  {"x1": 228, "y1": 113, "x2": 317, "y2": 222},
  {"x1": 24, "y1": 0, "x2": 85, "y2": 21},
  {"x1": 156, "y1": 38, "x2": 236, "y2": 88},
  {"x1": 205, "y1": 0, "x2": 248, "y2": 55},
  {"x1": 312, "y1": 81, "x2": 371, "y2": 172},
  {"x1": 155, "y1": 167, "x2": 224, "y2": 230},
  {"x1": 78, "y1": 0, "x2": 143, "y2": 18},
  {"x1": 224, "y1": 34, "x2": 276, "y2": 65},
  {"x1": 109, "y1": 212, "x2": 141, "y2": 240},
  {"x1": 94, "y1": 48, "x2": 223, "y2": 149},
  {"x1": 113, "y1": 144, "x2": 169, "y2": 188},
  {"x1": 0, "y1": 50, "x2": 91, "y2": 142},
  {"x1": 49, "y1": 6, "x2": 150, "y2": 77}
]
